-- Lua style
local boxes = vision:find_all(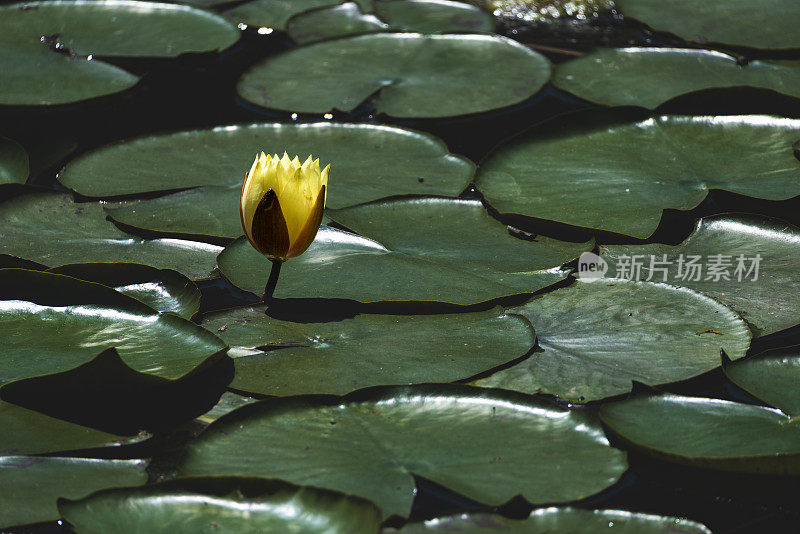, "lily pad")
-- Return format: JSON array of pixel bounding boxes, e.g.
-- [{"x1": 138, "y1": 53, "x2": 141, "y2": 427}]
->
[
  {"x1": 474, "y1": 279, "x2": 750, "y2": 402},
  {"x1": 391, "y1": 508, "x2": 710, "y2": 533},
  {"x1": 236, "y1": 33, "x2": 551, "y2": 118},
  {"x1": 0, "y1": 347, "x2": 233, "y2": 435},
  {"x1": 600, "y1": 393, "x2": 800, "y2": 474},
  {"x1": 223, "y1": 0, "x2": 371, "y2": 30},
  {"x1": 0, "y1": 1, "x2": 239, "y2": 57},
  {"x1": 59, "y1": 123, "x2": 473, "y2": 239},
  {"x1": 615, "y1": 0, "x2": 800, "y2": 49},
  {"x1": 476, "y1": 114, "x2": 800, "y2": 239},
  {"x1": 218, "y1": 198, "x2": 592, "y2": 304},
  {"x1": 0, "y1": 399, "x2": 147, "y2": 456},
  {"x1": 724, "y1": 346, "x2": 800, "y2": 416},
  {"x1": 288, "y1": 3, "x2": 387, "y2": 44},
  {"x1": 0, "y1": 45, "x2": 138, "y2": 106},
  {"x1": 59, "y1": 477, "x2": 383, "y2": 534},
  {"x1": 553, "y1": 48, "x2": 800, "y2": 109},
  {"x1": 601, "y1": 214, "x2": 800, "y2": 336},
  {"x1": 197, "y1": 392, "x2": 258, "y2": 424},
  {"x1": 48, "y1": 263, "x2": 201, "y2": 319},
  {"x1": 202, "y1": 305, "x2": 535, "y2": 396},
  {"x1": 0, "y1": 191, "x2": 222, "y2": 280},
  {"x1": 0, "y1": 138, "x2": 28, "y2": 185},
  {"x1": 0, "y1": 456, "x2": 146, "y2": 529},
  {"x1": 0, "y1": 269, "x2": 226, "y2": 387},
  {"x1": 180, "y1": 384, "x2": 627, "y2": 519},
  {"x1": 287, "y1": 0, "x2": 494, "y2": 44}
]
